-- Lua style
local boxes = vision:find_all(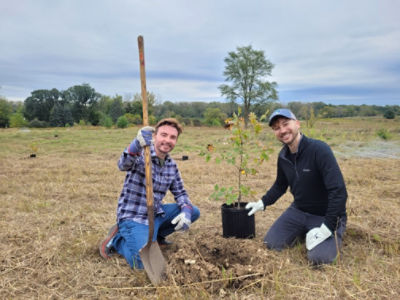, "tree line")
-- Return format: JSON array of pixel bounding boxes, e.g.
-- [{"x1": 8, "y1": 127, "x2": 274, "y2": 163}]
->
[
  {"x1": 0, "y1": 44, "x2": 398, "y2": 128},
  {"x1": 0, "y1": 84, "x2": 398, "y2": 129}
]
